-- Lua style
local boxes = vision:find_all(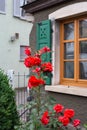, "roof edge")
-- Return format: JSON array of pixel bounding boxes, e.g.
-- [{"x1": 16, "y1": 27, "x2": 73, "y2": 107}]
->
[{"x1": 22, "y1": 0, "x2": 71, "y2": 14}]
